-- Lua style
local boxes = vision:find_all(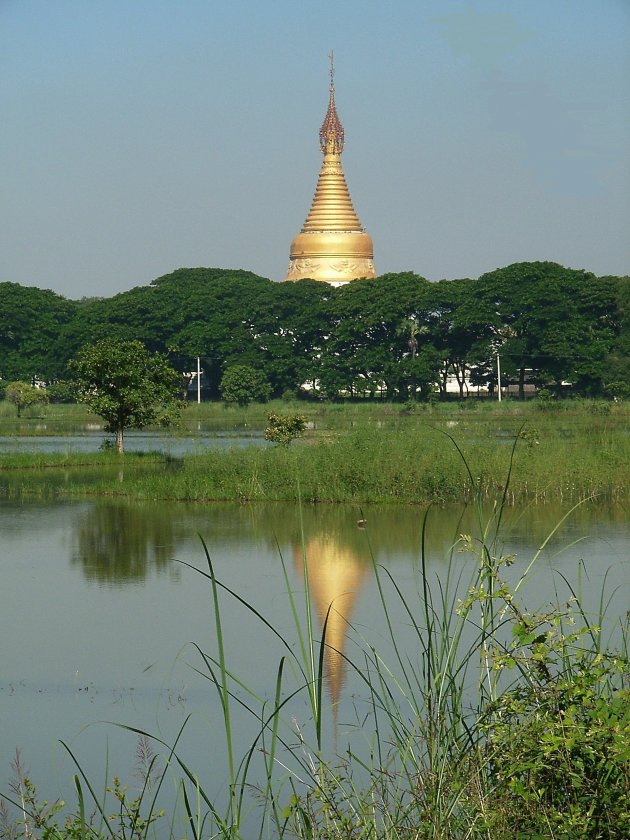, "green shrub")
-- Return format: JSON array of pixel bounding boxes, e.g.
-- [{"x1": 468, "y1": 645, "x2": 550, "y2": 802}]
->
[
  {"x1": 220, "y1": 365, "x2": 271, "y2": 407},
  {"x1": 264, "y1": 412, "x2": 307, "y2": 446},
  {"x1": 1, "y1": 751, "x2": 164, "y2": 840},
  {"x1": 4, "y1": 381, "x2": 48, "y2": 417},
  {"x1": 534, "y1": 387, "x2": 559, "y2": 412},
  {"x1": 517, "y1": 425, "x2": 540, "y2": 447},
  {"x1": 46, "y1": 380, "x2": 78, "y2": 404},
  {"x1": 604, "y1": 381, "x2": 630, "y2": 400},
  {"x1": 400, "y1": 399, "x2": 417, "y2": 413},
  {"x1": 482, "y1": 649, "x2": 630, "y2": 838},
  {"x1": 590, "y1": 400, "x2": 612, "y2": 416}
]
